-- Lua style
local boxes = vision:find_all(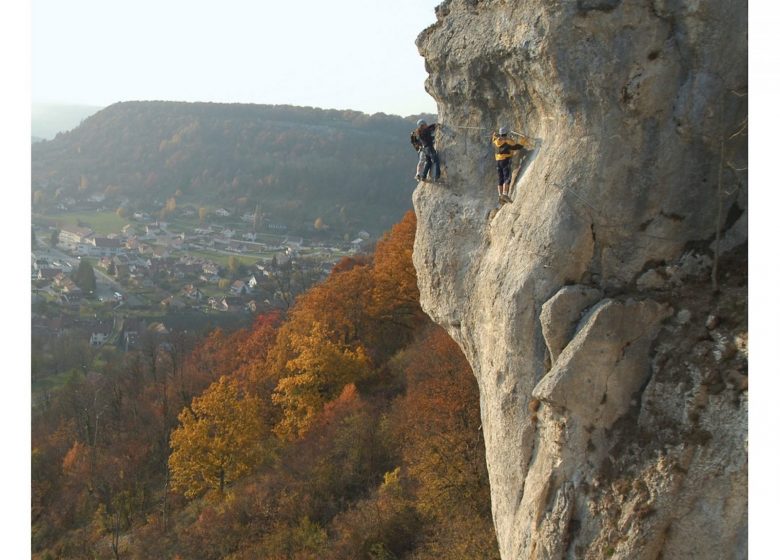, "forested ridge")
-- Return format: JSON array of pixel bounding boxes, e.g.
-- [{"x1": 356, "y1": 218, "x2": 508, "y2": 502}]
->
[
  {"x1": 32, "y1": 211, "x2": 500, "y2": 559},
  {"x1": 32, "y1": 101, "x2": 431, "y2": 234}
]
